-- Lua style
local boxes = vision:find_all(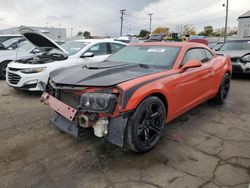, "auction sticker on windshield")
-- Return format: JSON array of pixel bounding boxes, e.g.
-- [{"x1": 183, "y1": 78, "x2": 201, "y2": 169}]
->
[{"x1": 147, "y1": 48, "x2": 166, "y2": 53}]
